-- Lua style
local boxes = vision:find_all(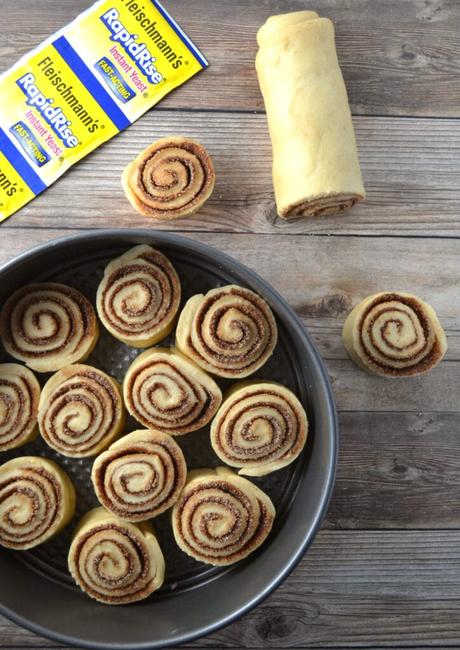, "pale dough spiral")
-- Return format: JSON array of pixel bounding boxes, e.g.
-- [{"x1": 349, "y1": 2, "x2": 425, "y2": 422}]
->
[
  {"x1": 0, "y1": 363, "x2": 40, "y2": 451},
  {"x1": 211, "y1": 382, "x2": 308, "y2": 476},
  {"x1": 68, "y1": 507, "x2": 165, "y2": 605},
  {"x1": 92, "y1": 429, "x2": 187, "y2": 521},
  {"x1": 0, "y1": 283, "x2": 98, "y2": 373},
  {"x1": 0, "y1": 456, "x2": 76, "y2": 550},
  {"x1": 122, "y1": 137, "x2": 215, "y2": 220},
  {"x1": 172, "y1": 467, "x2": 275, "y2": 566},
  {"x1": 96, "y1": 245, "x2": 181, "y2": 348},
  {"x1": 343, "y1": 291, "x2": 447, "y2": 376},
  {"x1": 176, "y1": 285, "x2": 278, "y2": 378},
  {"x1": 123, "y1": 347, "x2": 222, "y2": 435}
]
